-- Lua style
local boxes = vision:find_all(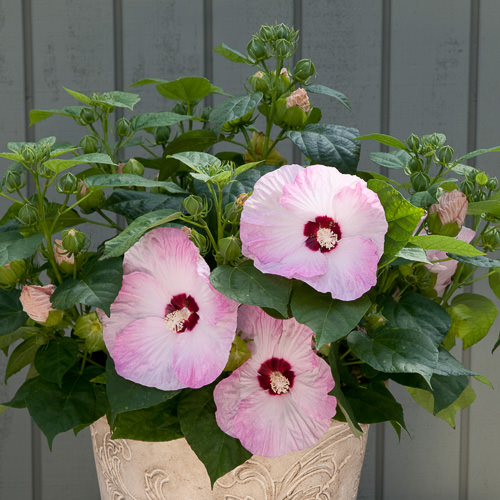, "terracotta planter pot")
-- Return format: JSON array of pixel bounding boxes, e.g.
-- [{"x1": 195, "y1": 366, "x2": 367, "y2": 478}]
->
[{"x1": 91, "y1": 416, "x2": 368, "y2": 500}]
